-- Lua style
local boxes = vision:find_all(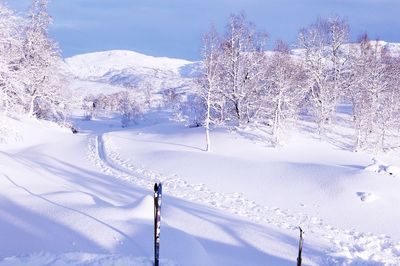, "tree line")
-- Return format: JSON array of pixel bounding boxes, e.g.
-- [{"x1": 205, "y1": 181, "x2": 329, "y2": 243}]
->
[{"x1": 196, "y1": 13, "x2": 400, "y2": 152}]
